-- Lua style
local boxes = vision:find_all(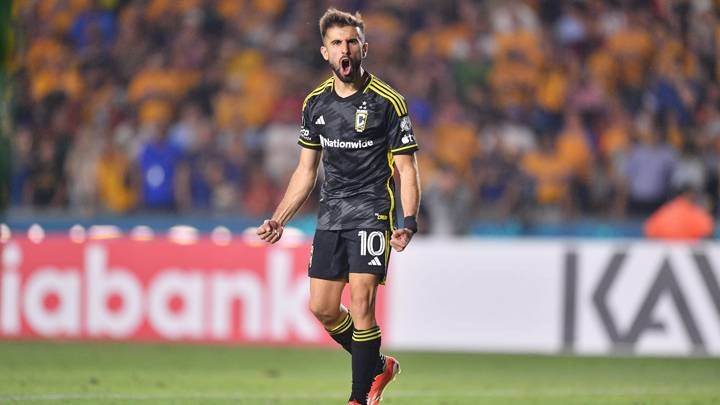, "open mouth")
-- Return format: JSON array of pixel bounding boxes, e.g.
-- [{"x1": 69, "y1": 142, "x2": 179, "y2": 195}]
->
[{"x1": 340, "y1": 57, "x2": 352, "y2": 76}]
